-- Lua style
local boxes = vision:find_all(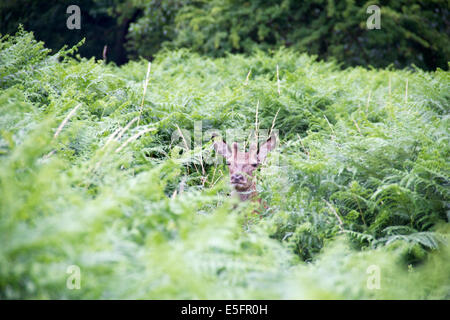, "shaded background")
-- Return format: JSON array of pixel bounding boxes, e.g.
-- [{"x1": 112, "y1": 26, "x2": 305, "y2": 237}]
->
[{"x1": 1, "y1": 0, "x2": 449, "y2": 70}]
